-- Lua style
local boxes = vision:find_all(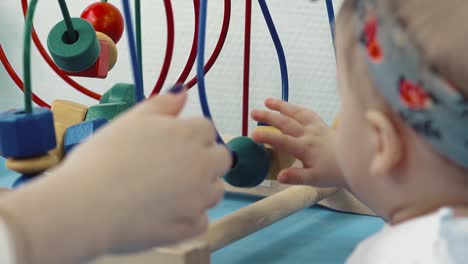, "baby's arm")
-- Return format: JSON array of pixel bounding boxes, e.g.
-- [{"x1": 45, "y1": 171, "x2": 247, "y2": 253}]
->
[{"x1": 251, "y1": 98, "x2": 347, "y2": 188}]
